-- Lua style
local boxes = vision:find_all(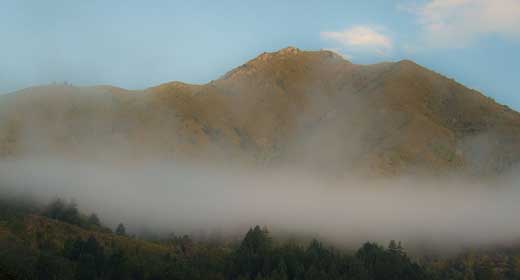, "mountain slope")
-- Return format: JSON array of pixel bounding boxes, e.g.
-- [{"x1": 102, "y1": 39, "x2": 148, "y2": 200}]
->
[{"x1": 1, "y1": 47, "x2": 519, "y2": 176}]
